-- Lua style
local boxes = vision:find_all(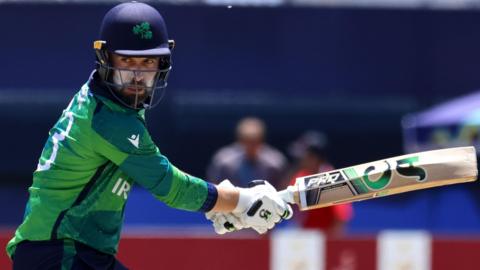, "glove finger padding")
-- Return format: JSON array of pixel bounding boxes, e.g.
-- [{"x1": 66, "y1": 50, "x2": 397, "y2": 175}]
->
[
  {"x1": 212, "y1": 214, "x2": 240, "y2": 234},
  {"x1": 212, "y1": 214, "x2": 228, "y2": 234},
  {"x1": 223, "y1": 213, "x2": 244, "y2": 231},
  {"x1": 275, "y1": 201, "x2": 293, "y2": 220}
]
